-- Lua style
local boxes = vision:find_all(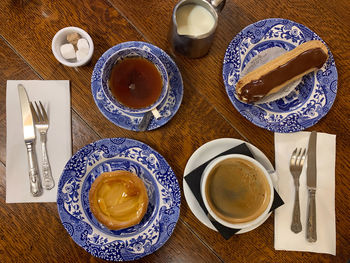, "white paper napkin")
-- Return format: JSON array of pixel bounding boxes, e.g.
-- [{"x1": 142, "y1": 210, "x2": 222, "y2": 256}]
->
[
  {"x1": 274, "y1": 132, "x2": 336, "y2": 255},
  {"x1": 6, "y1": 80, "x2": 71, "y2": 203}
]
